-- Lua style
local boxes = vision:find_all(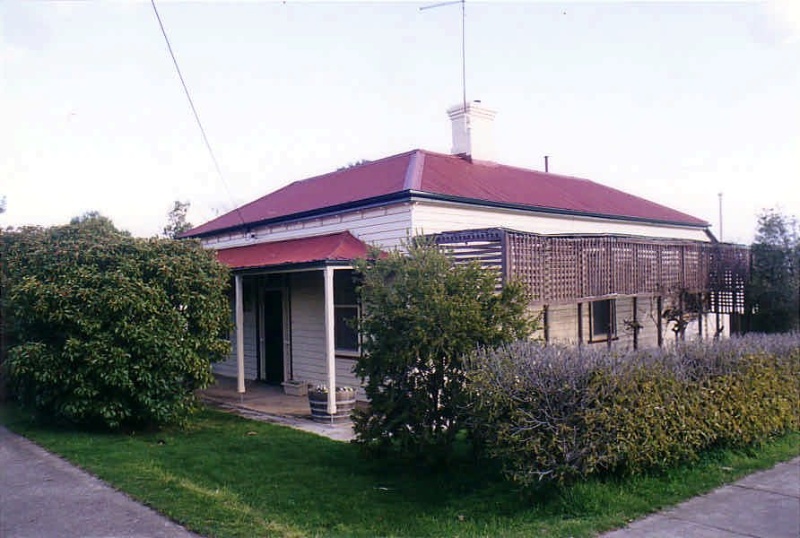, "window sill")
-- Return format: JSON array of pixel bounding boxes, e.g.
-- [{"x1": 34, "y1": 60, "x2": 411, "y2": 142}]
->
[
  {"x1": 588, "y1": 336, "x2": 619, "y2": 344},
  {"x1": 335, "y1": 349, "x2": 361, "y2": 358}
]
